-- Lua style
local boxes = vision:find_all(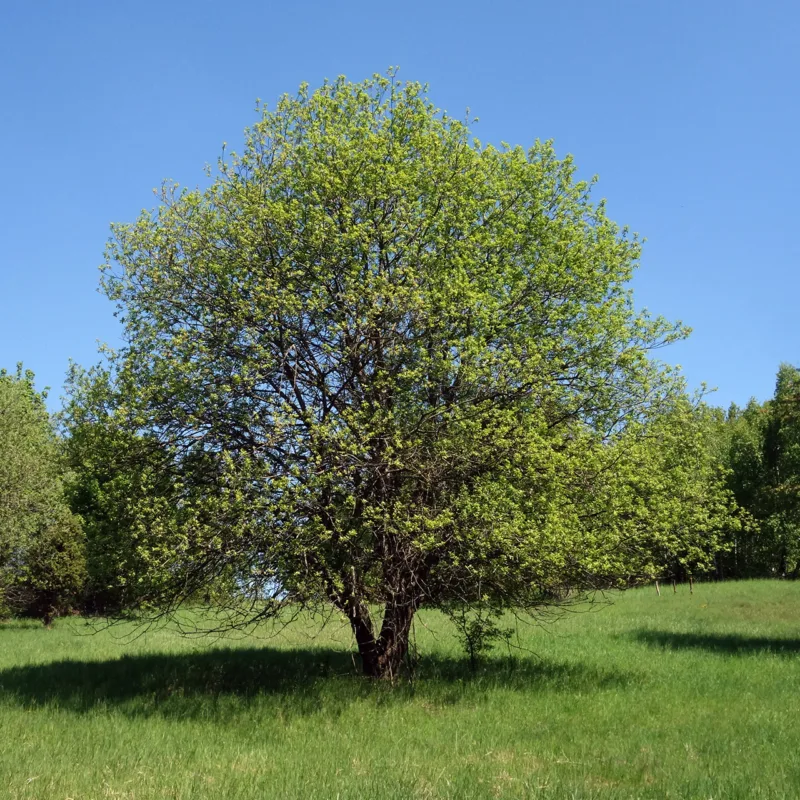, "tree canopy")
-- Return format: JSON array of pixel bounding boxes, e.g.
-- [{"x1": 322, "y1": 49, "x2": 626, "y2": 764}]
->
[
  {"x1": 0, "y1": 366, "x2": 84, "y2": 622},
  {"x1": 713, "y1": 364, "x2": 800, "y2": 578},
  {"x1": 74, "y1": 73, "x2": 732, "y2": 677}
]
